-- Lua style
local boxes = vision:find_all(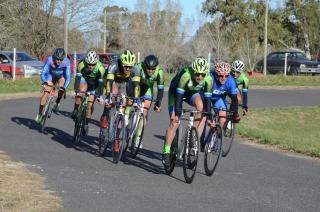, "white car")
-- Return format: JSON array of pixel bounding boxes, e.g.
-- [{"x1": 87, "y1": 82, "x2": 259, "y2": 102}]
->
[{"x1": 0, "y1": 51, "x2": 44, "y2": 78}]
